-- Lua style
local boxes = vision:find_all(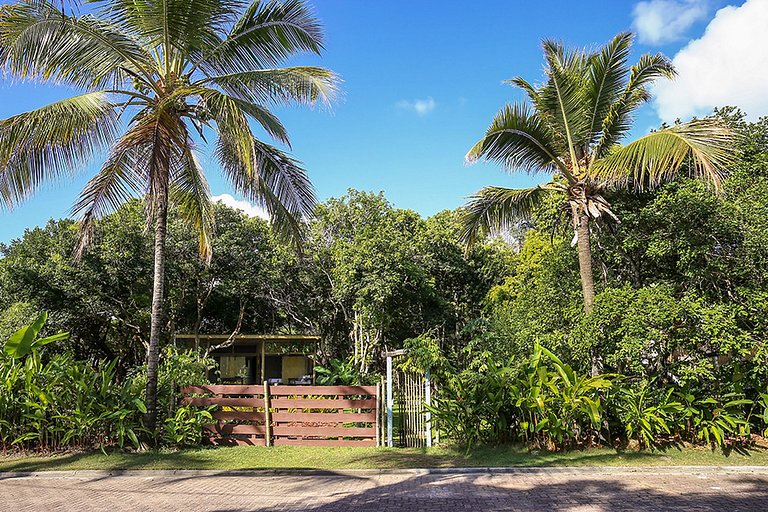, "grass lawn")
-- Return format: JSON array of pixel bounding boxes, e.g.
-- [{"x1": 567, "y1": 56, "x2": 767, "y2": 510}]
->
[{"x1": 1, "y1": 445, "x2": 767, "y2": 472}]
